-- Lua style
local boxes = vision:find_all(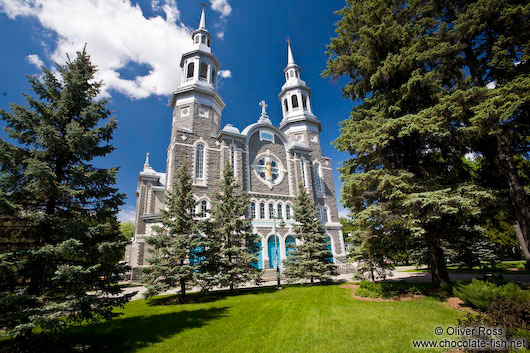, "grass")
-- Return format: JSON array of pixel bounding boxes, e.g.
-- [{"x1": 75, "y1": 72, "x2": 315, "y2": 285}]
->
[
  {"x1": 50, "y1": 284, "x2": 465, "y2": 353},
  {"x1": 403, "y1": 260, "x2": 530, "y2": 274}
]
